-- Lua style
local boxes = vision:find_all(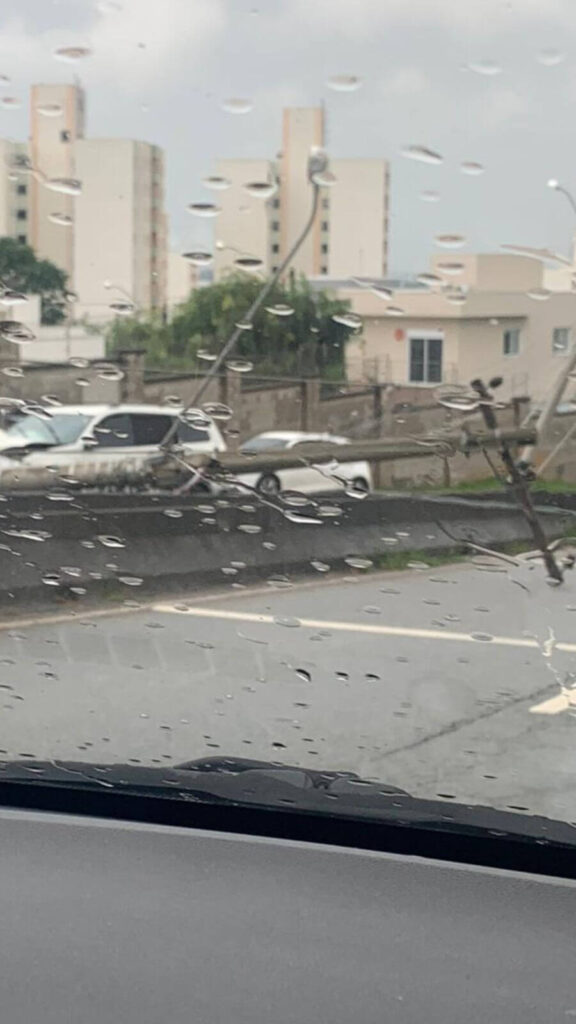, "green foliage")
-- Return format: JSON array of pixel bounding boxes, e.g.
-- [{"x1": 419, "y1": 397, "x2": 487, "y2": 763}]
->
[
  {"x1": 0, "y1": 237, "x2": 69, "y2": 325},
  {"x1": 106, "y1": 272, "x2": 353, "y2": 377}
]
